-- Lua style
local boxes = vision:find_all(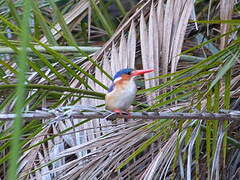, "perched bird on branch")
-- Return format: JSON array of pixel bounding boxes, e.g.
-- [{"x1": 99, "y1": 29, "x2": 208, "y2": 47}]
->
[{"x1": 105, "y1": 68, "x2": 154, "y2": 115}]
